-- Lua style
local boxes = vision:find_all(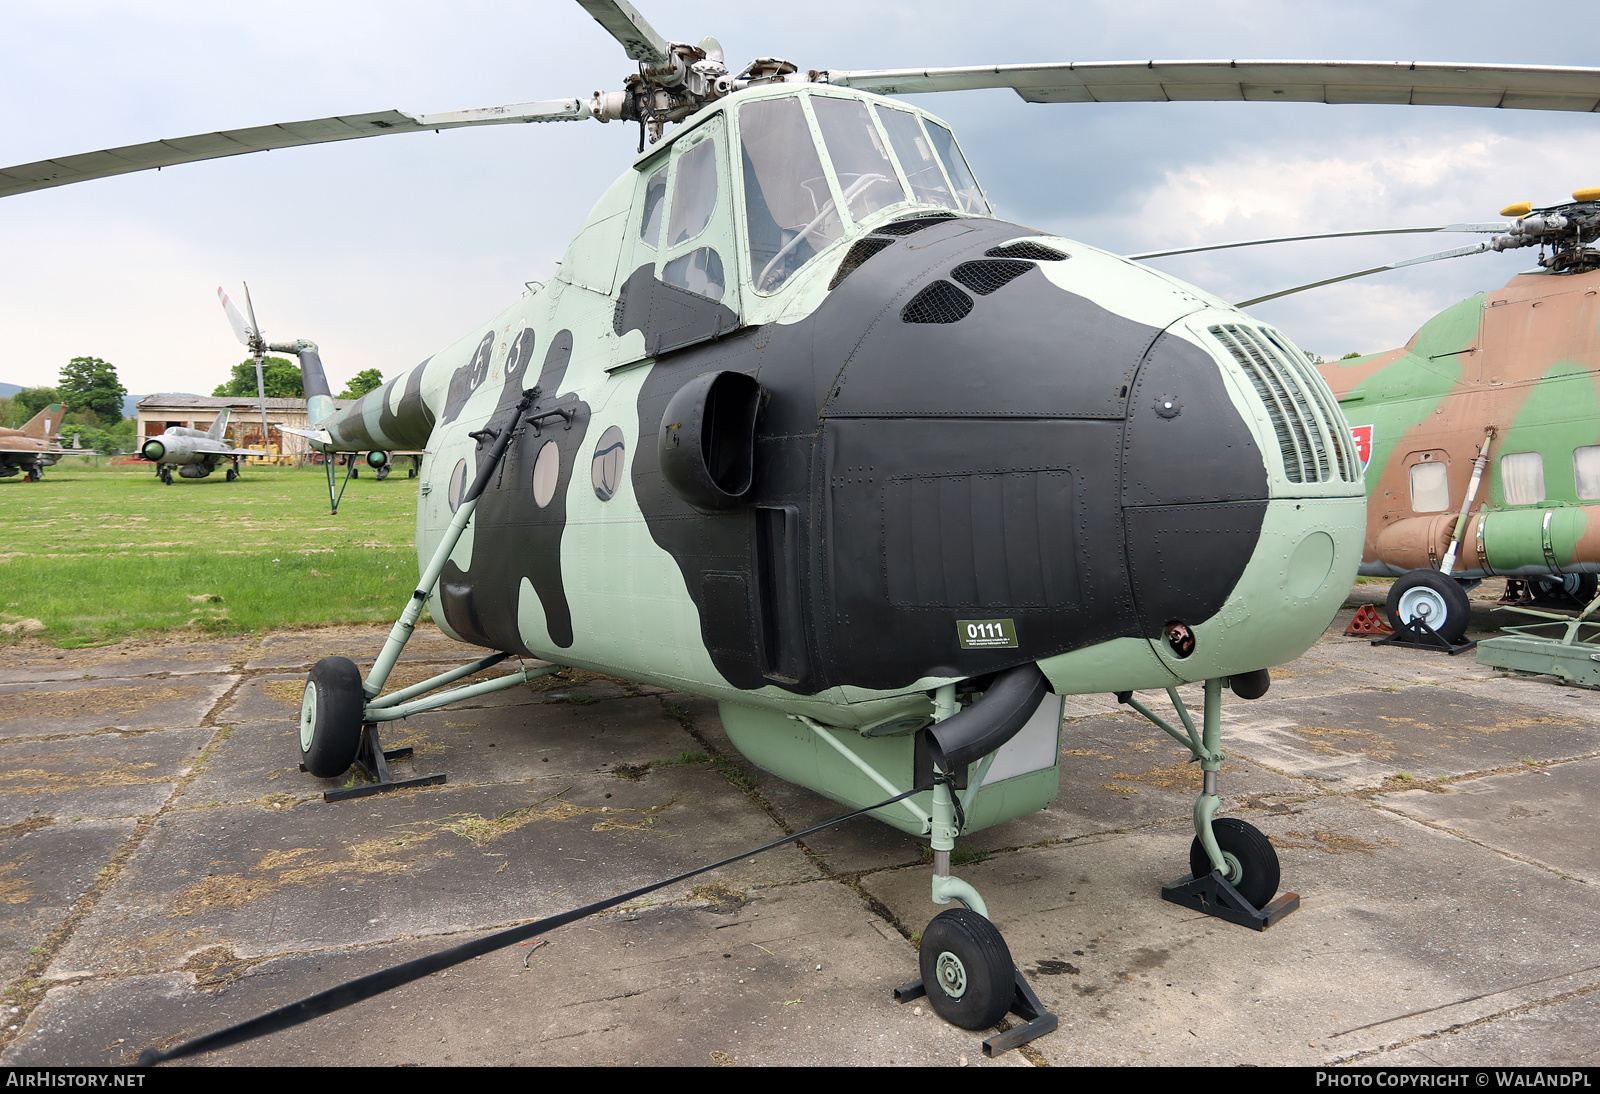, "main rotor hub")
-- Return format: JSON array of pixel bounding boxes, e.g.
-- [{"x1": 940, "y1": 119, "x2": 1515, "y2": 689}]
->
[
  {"x1": 588, "y1": 41, "x2": 800, "y2": 145},
  {"x1": 1490, "y1": 193, "x2": 1600, "y2": 273}
]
